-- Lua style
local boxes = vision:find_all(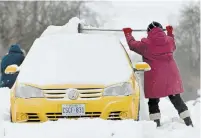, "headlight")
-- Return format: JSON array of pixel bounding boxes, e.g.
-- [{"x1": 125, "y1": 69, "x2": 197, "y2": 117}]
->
[
  {"x1": 15, "y1": 84, "x2": 44, "y2": 98},
  {"x1": 103, "y1": 82, "x2": 133, "y2": 96}
]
